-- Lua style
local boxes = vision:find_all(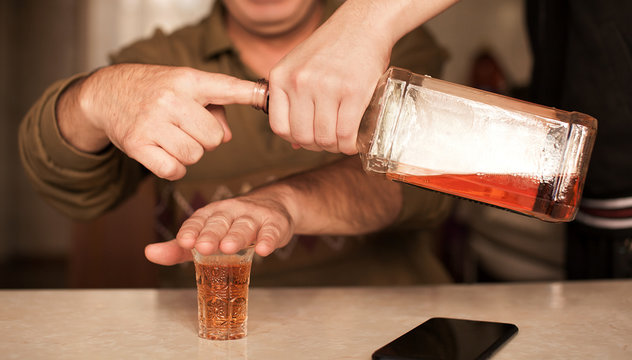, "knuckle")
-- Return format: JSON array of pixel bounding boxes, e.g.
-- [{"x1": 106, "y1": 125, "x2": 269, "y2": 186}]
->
[
  {"x1": 198, "y1": 227, "x2": 222, "y2": 240},
  {"x1": 269, "y1": 120, "x2": 289, "y2": 137},
  {"x1": 153, "y1": 88, "x2": 178, "y2": 108},
  {"x1": 182, "y1": 215, "x2": 205, "y2": 231},
  {"x1": 314, "y1": 134, "x2": 337, "y2": 149},
  {"x1": 184, "y1": 144, "x2": 204, "y2": 165},
  {"x1": 234, "y1": 216, "x2": 258, "y2": 232},
  {"x1": 339, "y1": 140, "x2": 359, "y2": 155},
  {"x1": 336, "y1": 125, "x2": 356, "y2": 142},
  {"x1": 292, "y1": 132, "x2": 314, "y2": 146},
  {"x1": 205, "y1": 127, "x2": 225, "y2": 149},
  {"x1": 292, "y1": 69, "x2": 313, "y2": 88},
  {"x1": 264, "y1": 222, "x2": 284, "y2": 237},
  {"x1": 268, "y1": 67, "x2": 283, "y2": 83},
  {"x1": 170, "y1": 67, "x2": 196, "y2": 89},
  {"x1": 338, "y1": 81, "x2": 355, "y2": 97},
  {"x1": 269, "y1": 66, "x2": 291, "y2": 87},
  {"x1": 283, "y1": 68, "x2": 313, "y2": 91},
  {"x1": 319, "y1": 75, "x2": 341, "y2": 94},
  {"x1": 117, "y1": 127, "x2": 143, "y2": 153},
  {"x1": 156, "y1": 159, "x2": 183, "y2": 180},
  {"x1": 206, "y1": 213, "x2": 232, "y2": 230}
]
